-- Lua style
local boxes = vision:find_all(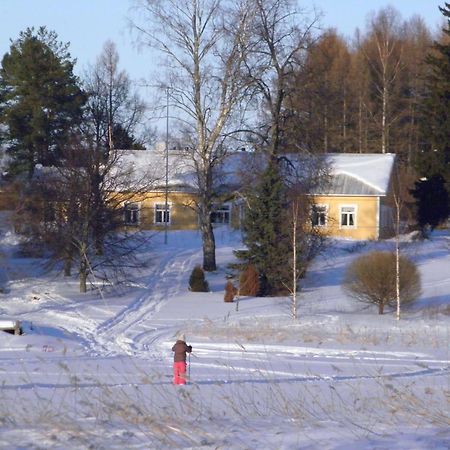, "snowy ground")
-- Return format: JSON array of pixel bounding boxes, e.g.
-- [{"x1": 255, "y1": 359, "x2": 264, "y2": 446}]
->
[{"x1": 0, "y1": 219, "x2": 449, "y2": 449}]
